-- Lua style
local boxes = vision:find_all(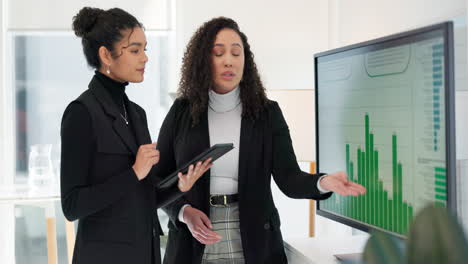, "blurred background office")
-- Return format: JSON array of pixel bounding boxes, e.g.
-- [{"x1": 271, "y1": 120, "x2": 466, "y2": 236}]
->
[{"x1": 1, "y1": 0, "x2": 468, "y2": 263}]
